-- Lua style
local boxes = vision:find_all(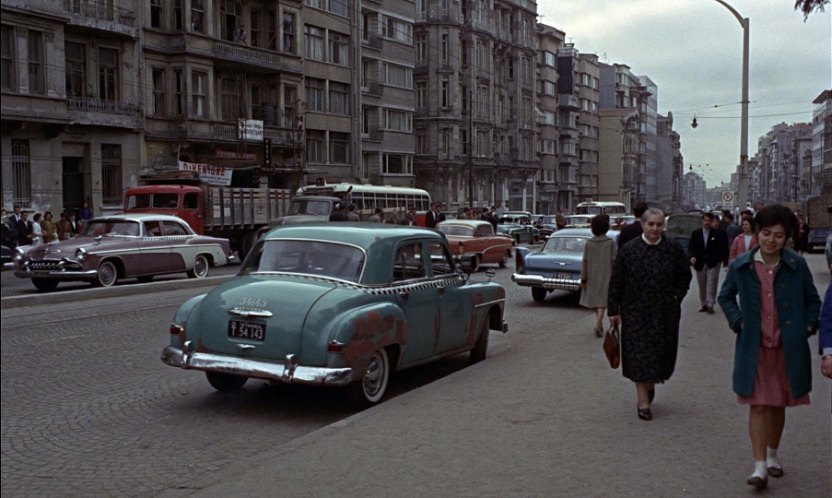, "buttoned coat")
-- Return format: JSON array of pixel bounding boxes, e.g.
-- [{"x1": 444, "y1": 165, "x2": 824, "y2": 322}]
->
[
  {"x1": 579, "y1": 235, "x2": 616, "y2": 309},
  {"x1": 689, "y1": 227, "x2": 729, "y2": 270},
  {"x1": 717, "y1": 248, "x2": 821, "y2": 398}
]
